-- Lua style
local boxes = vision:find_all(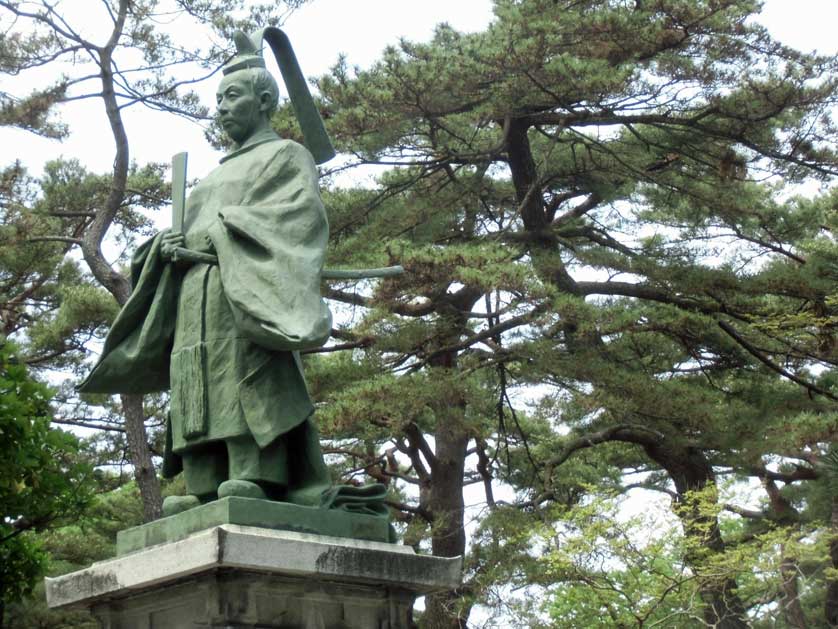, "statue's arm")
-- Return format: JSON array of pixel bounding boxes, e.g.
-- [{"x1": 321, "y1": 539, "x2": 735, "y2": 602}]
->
[{"x1": 206, "y1": 140, "x2": 332, "y2": 351}]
